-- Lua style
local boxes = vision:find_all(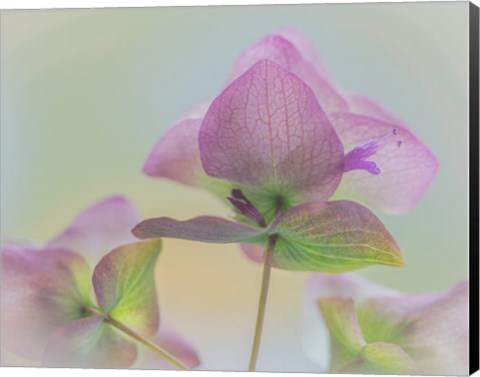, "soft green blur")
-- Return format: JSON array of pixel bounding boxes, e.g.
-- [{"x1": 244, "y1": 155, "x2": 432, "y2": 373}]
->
[{"x1": 0, "y1": 2, "x2": 469, "y2": 372}]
